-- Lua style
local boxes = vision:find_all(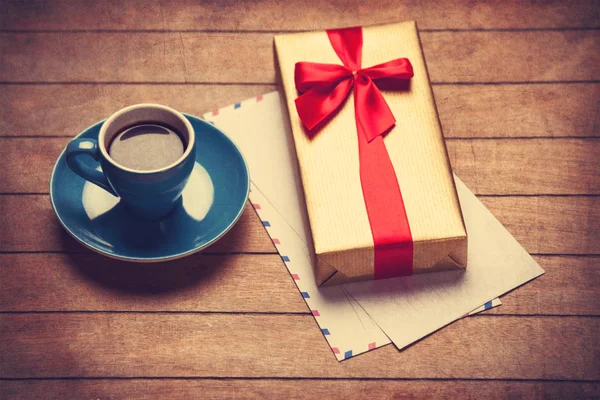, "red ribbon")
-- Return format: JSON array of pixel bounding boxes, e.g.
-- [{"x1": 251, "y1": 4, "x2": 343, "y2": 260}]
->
[{"x1": 294, "y1": 27, "x2": 415, "y2": 279}]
